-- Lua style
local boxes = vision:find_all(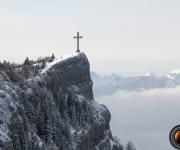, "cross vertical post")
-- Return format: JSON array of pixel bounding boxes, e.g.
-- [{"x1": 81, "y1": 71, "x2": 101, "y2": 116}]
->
[{"x1": 73, "y1": 32, "x2": 83, "y2": 52}]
